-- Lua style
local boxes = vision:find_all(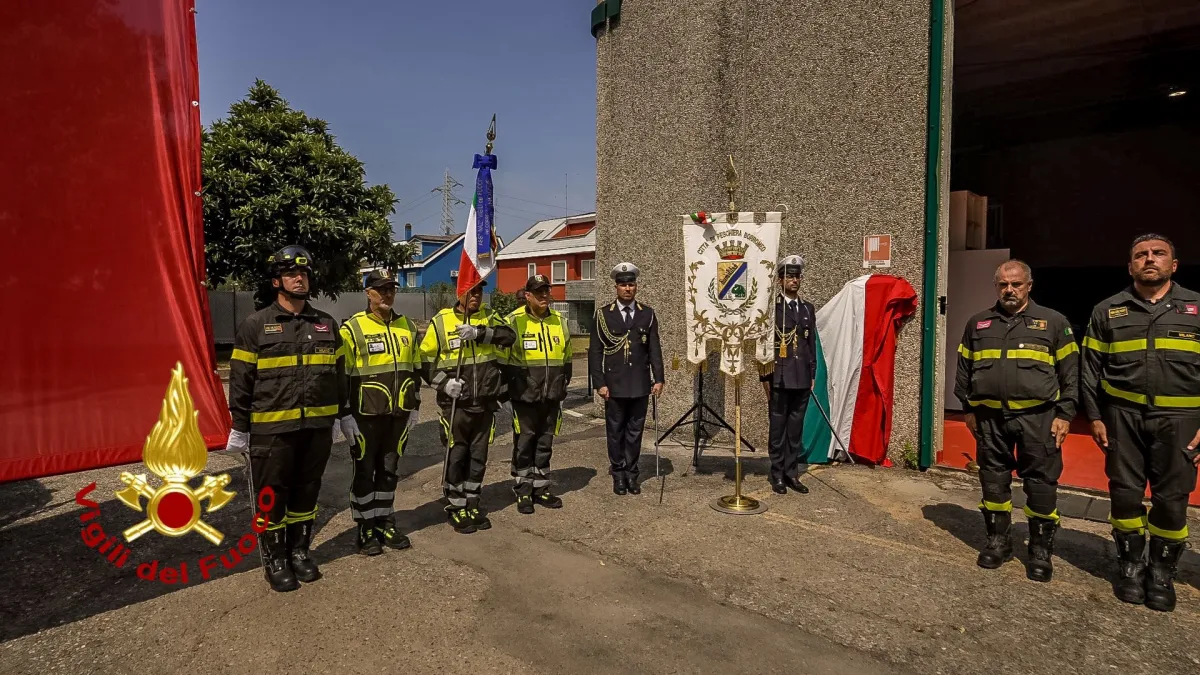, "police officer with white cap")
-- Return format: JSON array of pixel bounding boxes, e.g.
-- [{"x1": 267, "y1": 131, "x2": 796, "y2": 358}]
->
[
  {"x1": 759, "y1": 255, "x2": 816, "y2": 495},
  {"x1": 588, "y1": 262, "x2": 665, "y2": 495}
]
